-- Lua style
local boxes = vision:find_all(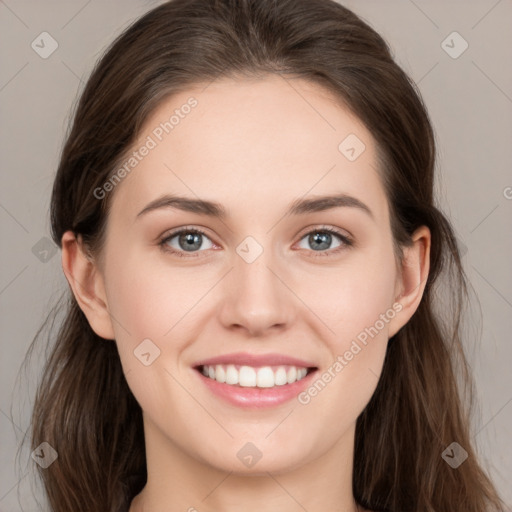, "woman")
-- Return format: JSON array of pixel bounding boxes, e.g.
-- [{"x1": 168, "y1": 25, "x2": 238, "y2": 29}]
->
[{"x1": 27, "y1": 0, "x2": 506, "y2": 510}]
